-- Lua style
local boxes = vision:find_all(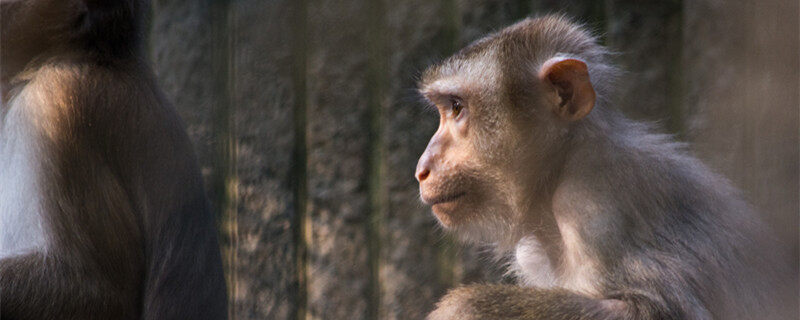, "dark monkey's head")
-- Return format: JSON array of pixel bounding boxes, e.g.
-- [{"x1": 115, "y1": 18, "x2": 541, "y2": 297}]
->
[{"x1": 1, "y1": 0, "x2": 145, "y2": 83}]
